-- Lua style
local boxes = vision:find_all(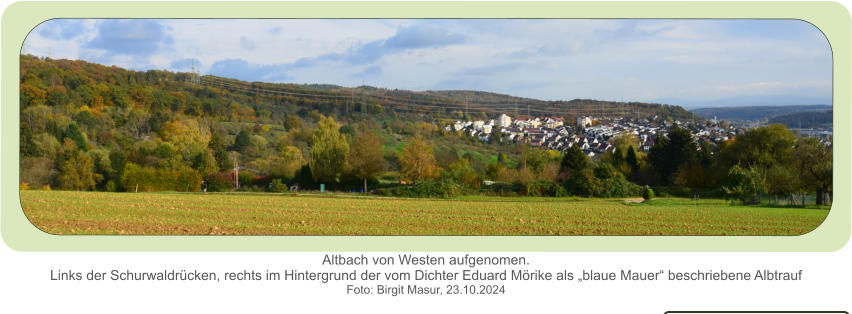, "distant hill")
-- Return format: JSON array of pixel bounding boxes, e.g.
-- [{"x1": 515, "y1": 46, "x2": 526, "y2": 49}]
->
[
  {"x1": 690, "y1": 105, "x2": 832, "y2": 121},
  {"x1": 656, "y1": 95, "x2": 833, "y2": 109},
  {"x1": 423, "y1": 90, "x2": 698, "y2": 122},
  {"x1": 19, "y1": 55, "x2": 699, "y2": 126},
  {"x1": 768, "y1": 110, "x2": 832, "y2": 129}
]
